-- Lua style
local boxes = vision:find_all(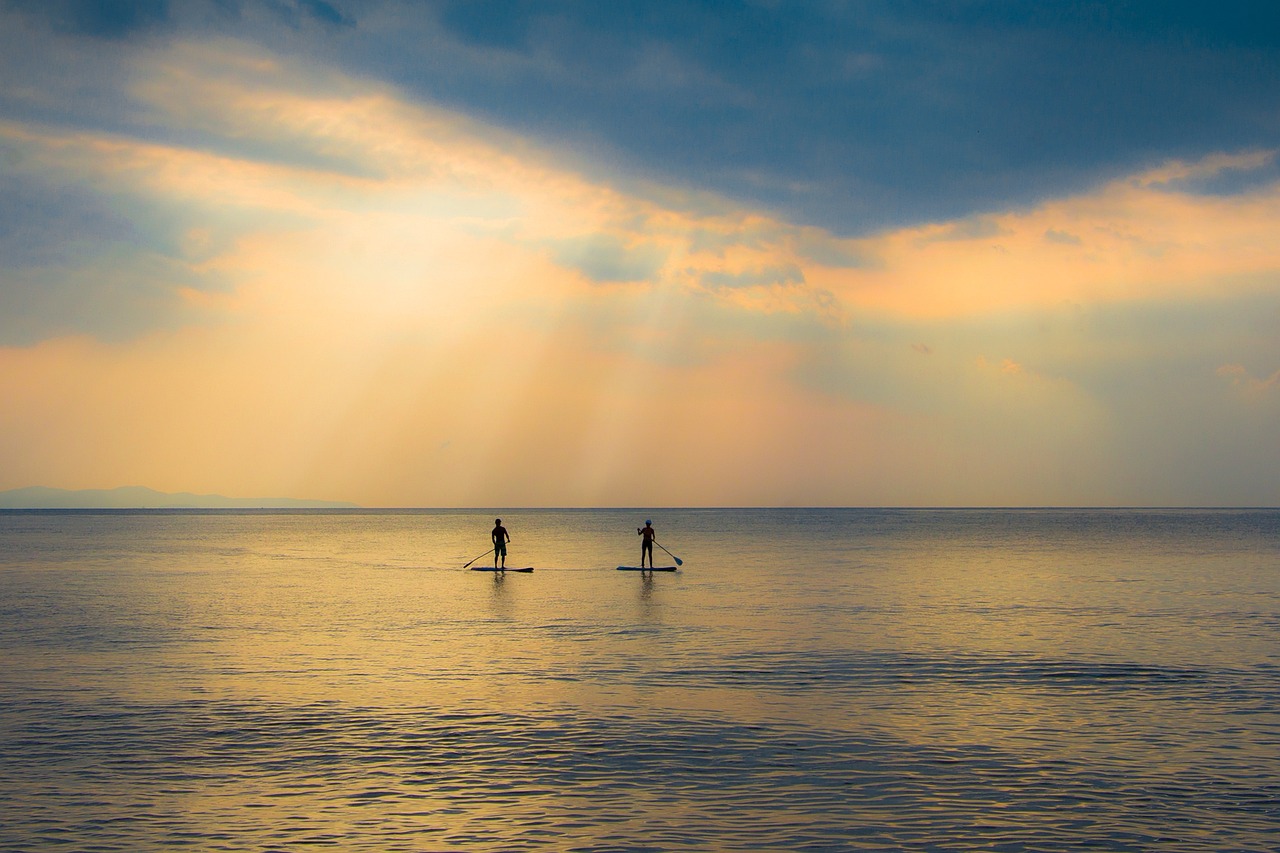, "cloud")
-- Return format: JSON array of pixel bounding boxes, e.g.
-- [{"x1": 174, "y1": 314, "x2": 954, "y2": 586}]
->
[
  {"x1": 7, "y1": 1, "x2": 1280, "y2": 239},
  {"x1": 0, "y1": 0, "x2": 353, "y2": 38},
  {"x1": 915, "y1": 216, "x2": 1010, "y2": 245},
  {"x1": 1137, "y1": 150, "x2": 1278, "y2": 193},
  {"x1": 295, "y1": 0, "x2": 354, "y2": 29},
  {"x1": 975, "y1": 356, "x2": 1025, "y2": 376},
  {"x1": 9, "y1": 37, "x2": 1280, "y2": 340},
  {"x1": 0, "y1": 39, "x2": 860, "y2": 345},
  {"x1": 0, "y1": 255, "x2": 213, "y2": 345},
  {"x1": 7, "y1": 39, "x2": 1280, "y2": 347},
  {"x1": 0, "y1": 169, "x2": 136, "y2": 266},
  {"x1": 1218, "y1": 363, "x2": 1280, "y2": 395},
  {"x1": 2, "y1": 35, "x2": 1280, "y2": 505},
  {"x1": 1044, "y1": 228, "x2": 1082, "y2": 246},
  {"x1": 351, "y1": 1, "x2": 1280, "y2": 235},
  {"x1": 0, "y1": 119, "x2": 264, "y2": 343},
  {"x1": 548, "y1": 234, "x2": 666, "y2": 284},
  {"x1": 824, "y1": 153, "x2": 1280, "y2": 322},
  {"x1": 3, "y1": 0, "x2": 171, "y2": 38},
  {"x1": 699, "y1": 264, "x2": 804, "y2": 291}
]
